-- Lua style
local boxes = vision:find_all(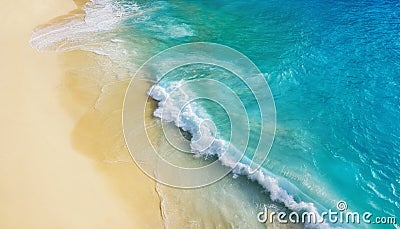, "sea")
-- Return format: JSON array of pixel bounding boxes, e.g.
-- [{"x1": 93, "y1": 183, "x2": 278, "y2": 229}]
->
[{"x1": 30, "y1": 0, "x2": 400, "y2": 228}]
